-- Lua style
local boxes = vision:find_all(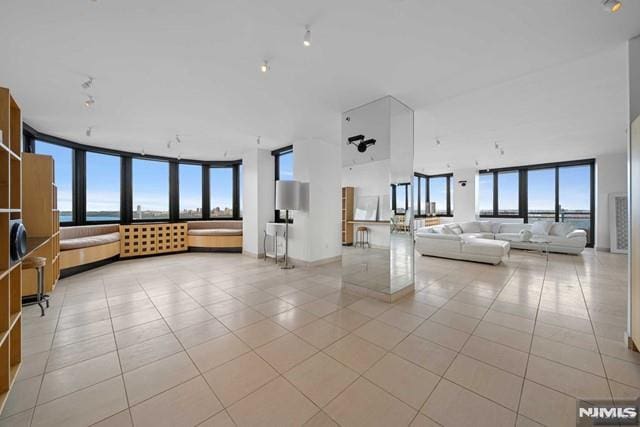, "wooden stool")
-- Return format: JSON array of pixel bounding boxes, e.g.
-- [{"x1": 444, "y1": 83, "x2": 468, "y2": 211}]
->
[
  {"x1": 22, "y1": 256, "x2": 49, "y2": 316},
  {"x1": 355, "y1": 226, "x2": 370, "y2": 248}
]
